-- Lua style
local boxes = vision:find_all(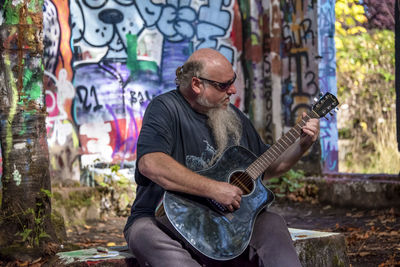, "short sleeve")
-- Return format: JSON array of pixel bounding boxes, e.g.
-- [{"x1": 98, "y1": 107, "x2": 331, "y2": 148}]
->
[{"x1": 135, "y1": 98, "x2": 176, "y2": 185}]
